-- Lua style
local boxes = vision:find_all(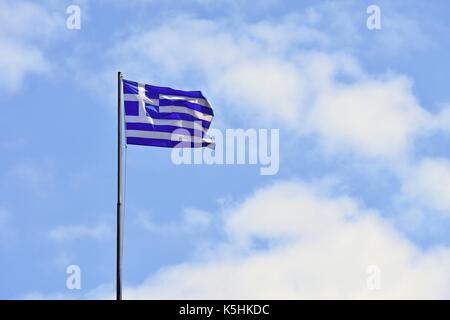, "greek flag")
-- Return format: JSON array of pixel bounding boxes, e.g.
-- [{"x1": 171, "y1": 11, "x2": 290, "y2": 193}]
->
[{"x1": 123, "y1": 79, "x2": 214, "y2": 148}]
